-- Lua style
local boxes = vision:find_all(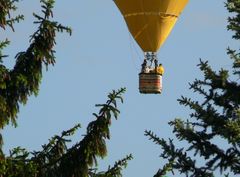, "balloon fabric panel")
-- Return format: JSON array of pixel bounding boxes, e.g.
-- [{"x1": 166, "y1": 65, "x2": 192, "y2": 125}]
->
[{"x1": 114, "y1": 0, "x2": 189, "y2": 52}]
